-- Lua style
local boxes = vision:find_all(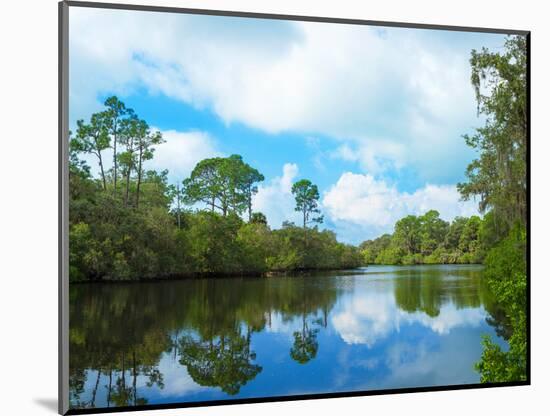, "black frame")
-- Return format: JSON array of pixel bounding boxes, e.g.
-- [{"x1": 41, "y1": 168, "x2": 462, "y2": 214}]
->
[{"x1": 58, "y1": 1, "x2": 531, "y2": 415}]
